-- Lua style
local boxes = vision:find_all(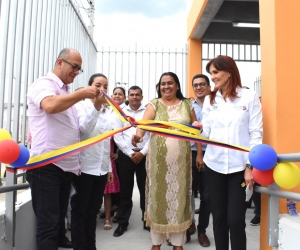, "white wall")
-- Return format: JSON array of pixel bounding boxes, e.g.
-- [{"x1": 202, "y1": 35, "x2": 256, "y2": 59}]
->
[
  {"x1": 0, "y1": 190, "x2": 36, "y2": 250},
  {"x1": 277, "y1": 215, "x2": 300, "y2": 250}
]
